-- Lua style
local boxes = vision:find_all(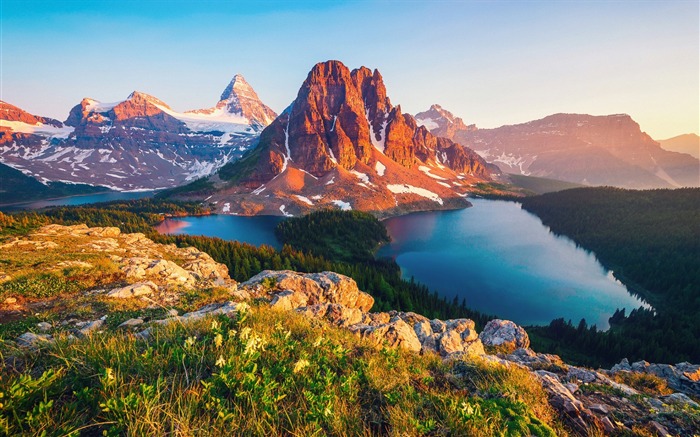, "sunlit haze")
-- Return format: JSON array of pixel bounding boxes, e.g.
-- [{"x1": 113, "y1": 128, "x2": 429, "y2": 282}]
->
[{"x1": 2, "y1": 0, "x2": 698, "y2": 139}]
